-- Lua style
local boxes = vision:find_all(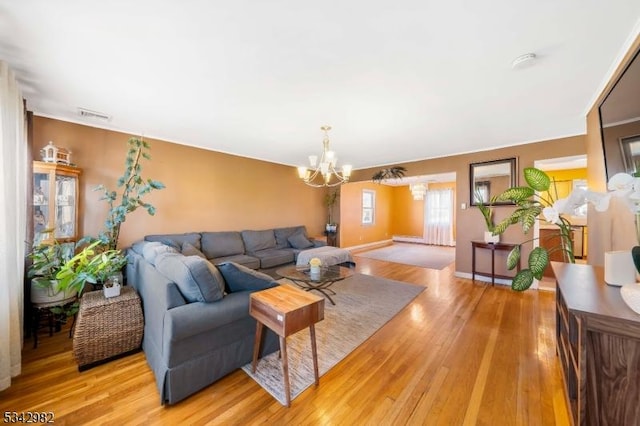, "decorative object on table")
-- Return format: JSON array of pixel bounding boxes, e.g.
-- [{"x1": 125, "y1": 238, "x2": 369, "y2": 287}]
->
[
  {"x1": 309, "y1": 257, "x2": 322, "y2": 275},
  {"x1": 604, "y1": 251, "x2": 637, "y2": 286},
  {"x1": 324, "y1": 189, "x2": 339, "y2": 232},
  {"x1": 40, "y1": 141, "x2": 72, "y2": 165},
  {"x1": 297, "y1": 126, "x2": 352, "y2": 187},
  {"x1": 371, "y1": 166, "x2": 407, "y2": 183},
  {"x1": 620, "y1": 283, "x2": 640, "y2": 314},
  {"x1": 474, "y1": 189, "x2": 499, "y2": 244}
]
